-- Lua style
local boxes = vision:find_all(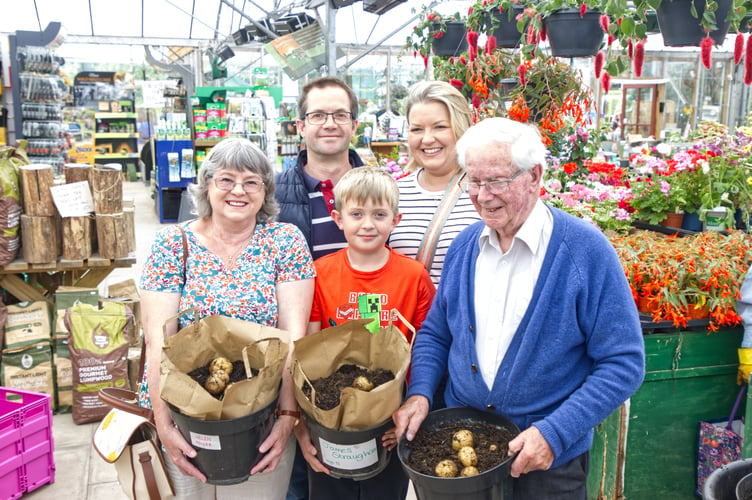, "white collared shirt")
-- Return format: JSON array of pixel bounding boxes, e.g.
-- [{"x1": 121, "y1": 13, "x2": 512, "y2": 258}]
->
[{"x1": 474, "y1": 200, "x2": 553, "y2": 389}]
